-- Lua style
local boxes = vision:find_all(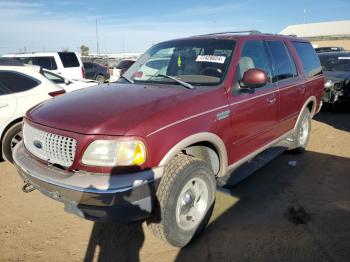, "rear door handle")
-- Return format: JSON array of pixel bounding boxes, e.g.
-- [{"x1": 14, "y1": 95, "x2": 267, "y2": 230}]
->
[{"x1": 0, "y1": 103, "x2": 9, "y2": 108}]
